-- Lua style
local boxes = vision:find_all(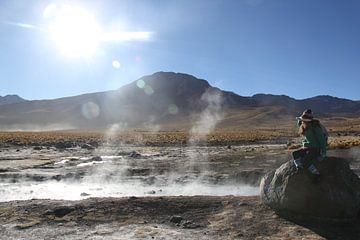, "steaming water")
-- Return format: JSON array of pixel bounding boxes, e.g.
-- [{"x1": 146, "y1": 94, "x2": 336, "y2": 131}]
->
[
  {"x1": 0, "y1": 145, "x2": 265, "y2": 202},
  {"x1": 2, "y1": 145, "x2": 358, "y2": 202},
  {"x1": 1, "y1": 145, "x2": 359, "y2": 202},
  {"x1": 0, "y1": 180, "x2": 258, "y2": 202}
]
